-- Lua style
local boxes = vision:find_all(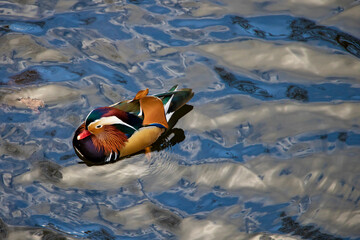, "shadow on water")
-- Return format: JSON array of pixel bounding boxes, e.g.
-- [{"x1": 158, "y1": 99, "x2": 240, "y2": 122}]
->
[{"x1": 151, "y1": 104, "x2": 193, "y2": 151}]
